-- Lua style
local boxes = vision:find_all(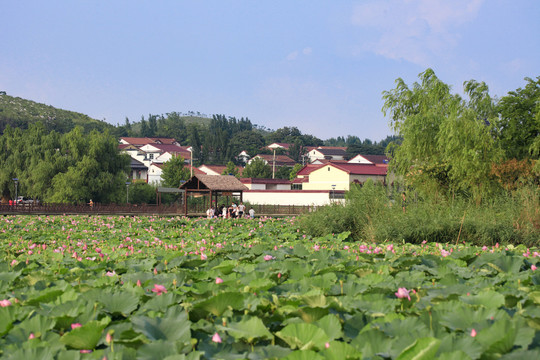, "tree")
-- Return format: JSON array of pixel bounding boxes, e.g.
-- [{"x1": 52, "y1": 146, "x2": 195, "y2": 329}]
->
[
  {"x1": 161, "y1": 155, "x2": 190, "y2": 187},
  {"x1": 243, "y1": 157, "x2": 272, "y2": 179},
  {"x1": 49, "y1": 128, "x2": 130, "y2": 203},
  {"x1": 382, "y1": 69, "x2": 502, "y2": 201},
  {"x1": 129, "y1": 181, "x2": 156, "y2": 204},
  {"x1": 496, "y1": 76, "x2": 540, "y2": 160},
  {"x1": 289, "y1": 163, "x2": 303, "y2": 181},
  {"x1": 229, "y1": 130, "x2": 265, "y2": 162},
  {"x1": 275, "y1": 166, "x2": 292, "y2": 180},
  {"x1": 221, "y1": 161, "x2": 240, "y2": 177}
]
